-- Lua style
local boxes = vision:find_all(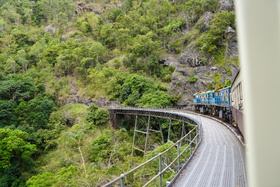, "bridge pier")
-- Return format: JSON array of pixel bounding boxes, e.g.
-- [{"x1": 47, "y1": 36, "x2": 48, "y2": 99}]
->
[
  {"x1": 109, "y1": 109, "x2": 133, "y2": 129},
  {"x1": 109, "y1": 110, "x2": 123, "y2": 129},
  {"x1": 132, "y1": 114, "x2": 165, "y2": 154}
]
